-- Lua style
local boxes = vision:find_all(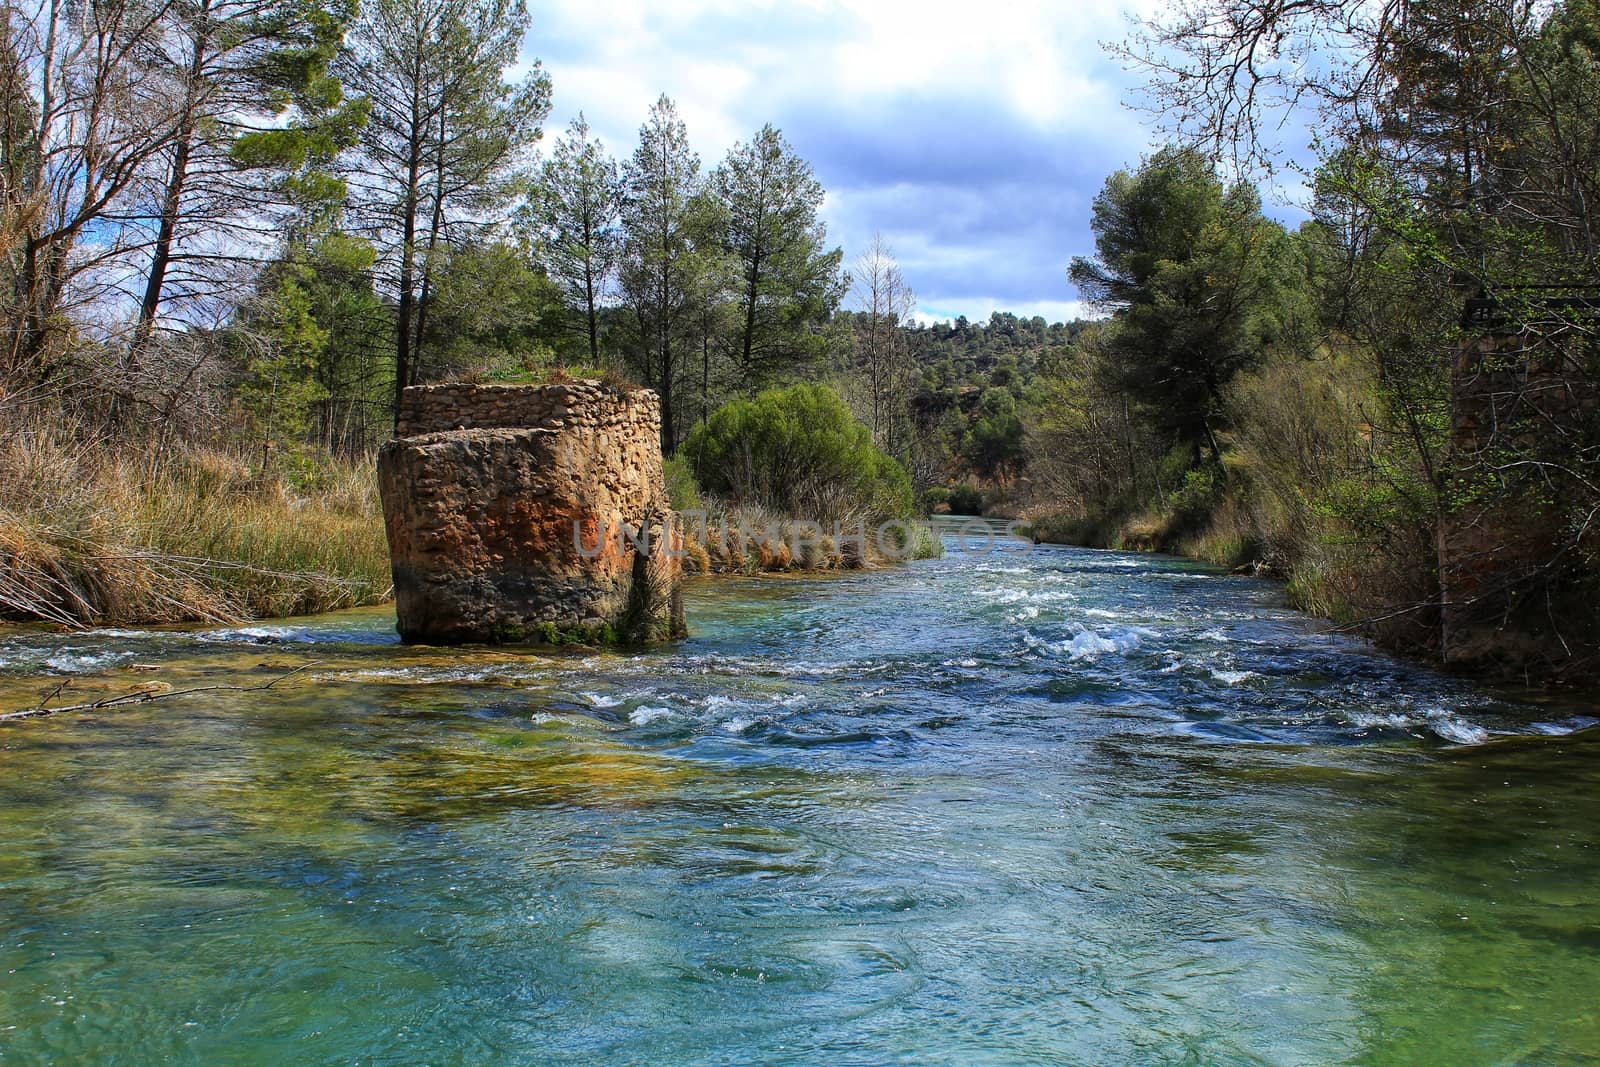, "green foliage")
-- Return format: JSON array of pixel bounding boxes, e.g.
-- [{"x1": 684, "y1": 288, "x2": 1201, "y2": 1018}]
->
[
  {"x1": 1070, "y1": 146, "x2": 1302, "y2": 461},
  {"x1": 529, "y1": 114, "x2": 624, "y2": 364},
  {"x1": 965, "y1": 388, "x2": 1026, "y2": 482},
  {"x1": 235, "y1": 235, "x2": 392, "y2": 454},
  {"x1": 662, "y1": 454, "x2": 703, "y2": 512},
  {"x1": 224, "y1": 0, "x2": 368, "y2": 241},
  {"x1": 340, "y1": 0, "x2": 553, "y2": 408},
  {"x1": 239, "y1": 263, "x2": 331, "y2": 445},
  {"x1": 923, "y1": 486, "x2": 952, "y2": 511},
  {"x1": 683, "y1": 383, "x2": 914, "y2": 521},
  {"x1": 714, "y1": 124, "x2": 847, "y2": 386},
  {"x1": 903, "y1": 522, "x2": 946, "y2": 560},
  {"x1": 418, "y1": 241, "x2": 565, "y2": 380},
  {"x1": 130, "y1": 0, "x2": 367, "y2": 340},
  {"x1": 617, "y1": 95, "x2": 710, "y2": 449},
  {"x1": 947, "y1": 485, "x2": 984, "y2": 516}
]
